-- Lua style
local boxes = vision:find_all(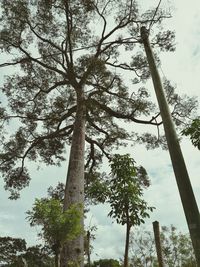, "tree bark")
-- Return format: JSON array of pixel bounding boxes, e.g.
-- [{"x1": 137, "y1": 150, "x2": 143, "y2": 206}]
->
[
  {"x1": 87, "y1": 231, "x2": 91, "y2": 267},
  {"x1": 124, "y1": 221, "x2": 131, "y2": 267},
  {"x1": 141, "y1": 26, "x2": 200, "y2": 266},
  {"x1": 61, "y1": 88, "x2": 86, "y2": 267},
  {"x1": 55, "y1": 251, "x2": 60, "y2": 267},
  {"x1": 153, "y1": 221, "x2": 165, "y2": 267}
]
